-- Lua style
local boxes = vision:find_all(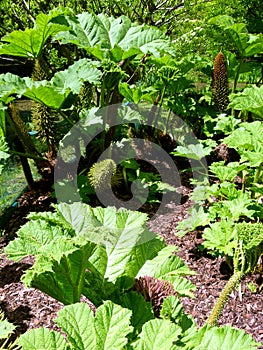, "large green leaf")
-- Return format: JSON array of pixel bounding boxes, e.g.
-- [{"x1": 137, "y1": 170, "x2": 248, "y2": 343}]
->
[
  {"x1": 94, "y1": 300, "x2": 133, "y2": 349},
  {"x1": 203, "y1": 220, "x2": 236, "y2": 256},
  {"x1": 51, "y1": 58, "x2": 102, "y2": 94},
  {"x1": 19, "y1": 301, "x2": 133, "y2": 350},
  {"x1": 19, "y1": 328, "x2": 69, "y2": 350},
  {"x1": 223, "y1": 121, "x2": 263, "y2": 167},
  {"x1": 54, "y1": 13, "x2": 173, "y2": 61},
  {"x1": 136, "y1": 245, "x2": 196, "y2": 297},
  {"x1": 4, "y1": 202, "x2": 193, "y2": 308},
  {"x1": 208, "y1": 193, "x2": 255, "y2": 221},
  {"x1": 0, "y1": 59, "x2": 102, "y2": 109},
  {"x1": 132, "y1": 319, "x2": 181, "y2": 350},
  {"x1": 187, "y1": 324, "x2": 260, "y2": 350},
  {"x1": 229, "y1": 85, "x2": 263, "y2": 119},
  {"x1": 0, "y1": 73, "x2": 26, "y2": 102},
  {"x1": 58, "y1": 202, "x2": 161, "y2": 286},
  {"x1": 172, "y1": 143, "x2": 211, "y2": 160},
  {"x1": 22, "y1": 239, "x2": 95, "y2": 304},
  {"x1": 55, "y1": 303, "x2": 96, "y2": 350},
  {"x1": 209, "y1": 15, "x2": 263, "y2": 58},
  {"x1": 4, "y1": 218, "x2": 72, "y2": 262},
  {"x1": 0, "y1": 10, "x2": 68, "y2": 58}
]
